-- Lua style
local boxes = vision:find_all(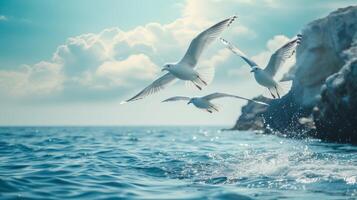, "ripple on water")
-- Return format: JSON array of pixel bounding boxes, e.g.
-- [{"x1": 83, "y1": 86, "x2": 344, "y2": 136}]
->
[{"x1": 0, "y1": 127, "x2": 356, "y2": 199}]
